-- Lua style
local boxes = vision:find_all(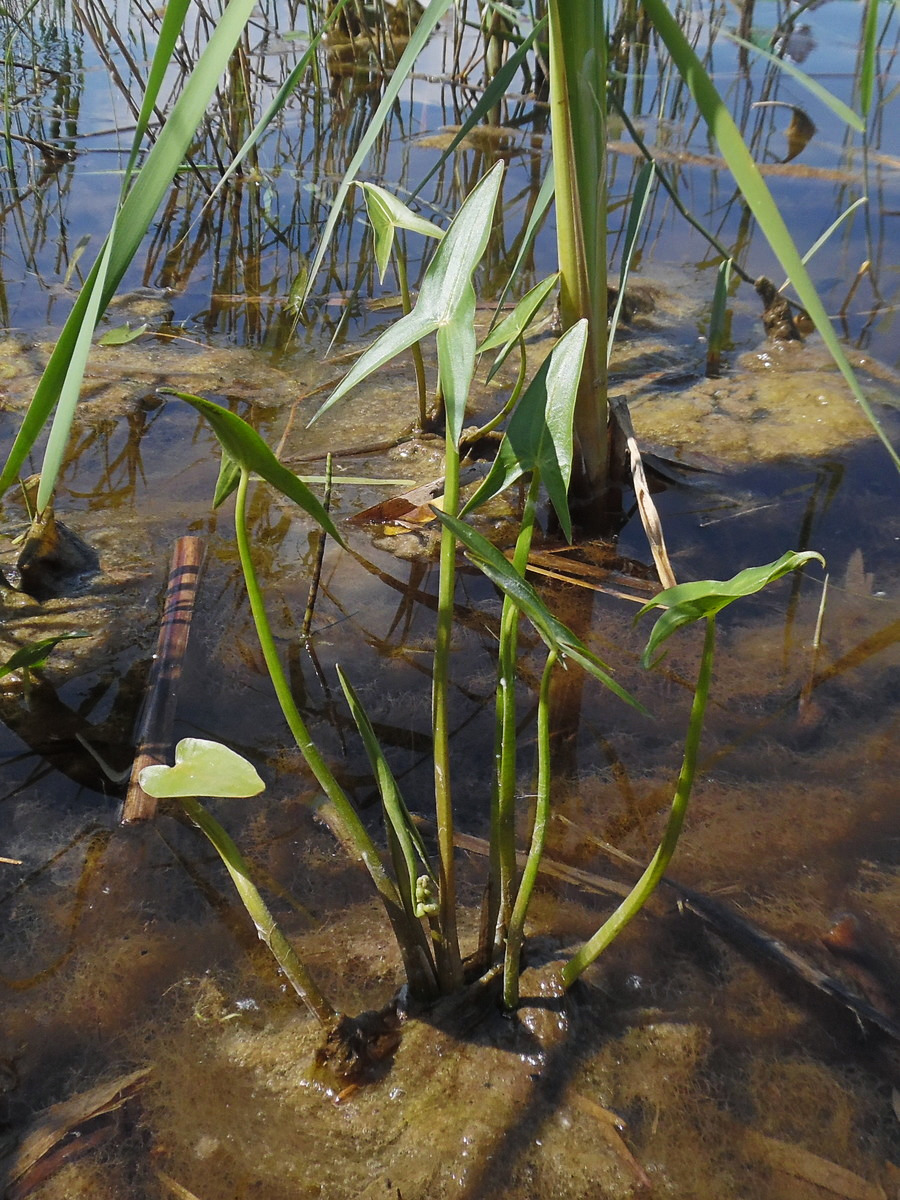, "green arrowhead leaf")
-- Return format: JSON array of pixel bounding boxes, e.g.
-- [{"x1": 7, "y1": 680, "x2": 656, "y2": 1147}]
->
[
  {"x1": 311, "y1": 162, "x2": 504, "y2": 435},
  {"x1": 463, "y1": 320, "x2": 587, "y2": 540},
  {"x1": 359, "y1": 182, "x2": 444, "y2": 282},
  {"x1": 139, "y1": 737, "x2": 265, "y2": 798},
  {"x1": 167, "y1": 391, "x2": 344, "y2": 545},
  {"x1": 0, "y1": 632, "x2": 91, "y2": 679},
  {"x1": 638, "y1": 550, "x2": 826, "y2": 667}
]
